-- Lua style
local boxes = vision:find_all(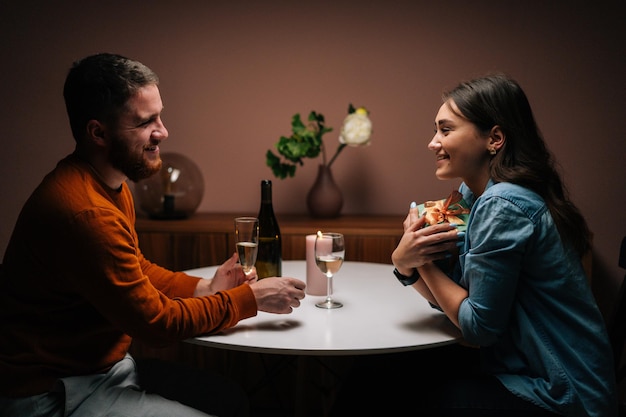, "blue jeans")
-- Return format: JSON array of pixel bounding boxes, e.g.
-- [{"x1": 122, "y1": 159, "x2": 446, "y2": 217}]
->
[
  {"x1": 0, "y1": 355, "x2": 249, "y2": 417},
  {"x1": 422, "y1": 372, "x2": 562, "y2": 417}
]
